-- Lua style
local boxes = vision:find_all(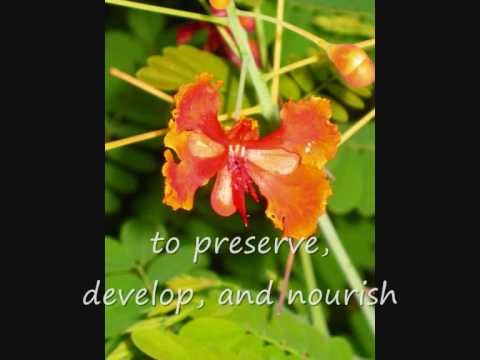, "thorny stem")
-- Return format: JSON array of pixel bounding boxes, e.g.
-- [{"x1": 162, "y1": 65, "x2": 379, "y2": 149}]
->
[
  {"x1": 271, "y1": 0, "x2": 285, "y2": 104},
  {"x1": 318, "y1": 214, "x2": 376, "y2": 335},
  {"x1": 299, "y1": 246, "x2": 330, "y2": 337},
  {"x1": 226, "y1": 1, "x2": 277, "y2": 122}
]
